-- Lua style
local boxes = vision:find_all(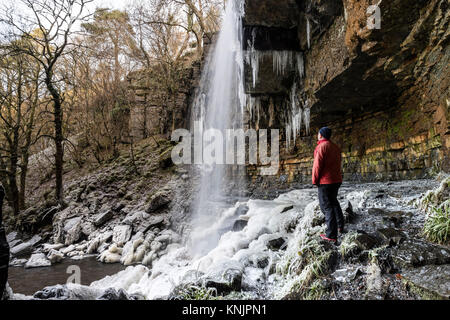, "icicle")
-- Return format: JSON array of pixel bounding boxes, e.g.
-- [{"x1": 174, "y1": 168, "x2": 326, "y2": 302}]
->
[
  {"x1": 286, "y1": 82, "x2": 303, "y2": 148},
  {"x1": 296, "y1": 52, "x2": 304, "y2": 78},
  {"x1": 273, "y1": 51, "x2": 292, "y2": 75},
  {"x1": 303, "y1": 107, "x2": 310, "y2": 135}
]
